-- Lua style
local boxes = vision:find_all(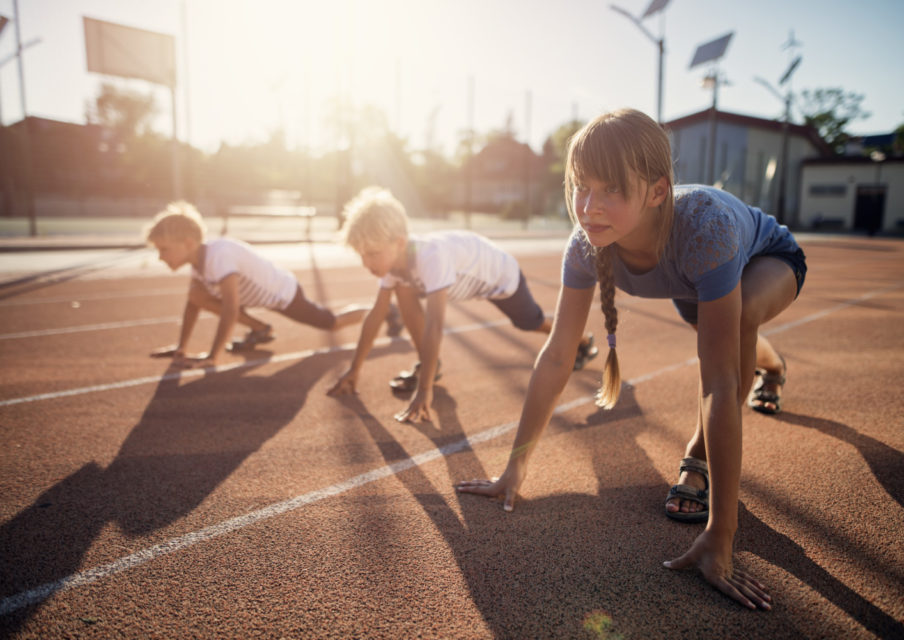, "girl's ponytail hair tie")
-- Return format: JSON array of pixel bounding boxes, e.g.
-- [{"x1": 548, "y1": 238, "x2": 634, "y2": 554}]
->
[{"x1": 607, "y1": 333, "x2": 616, "y2": 349}]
